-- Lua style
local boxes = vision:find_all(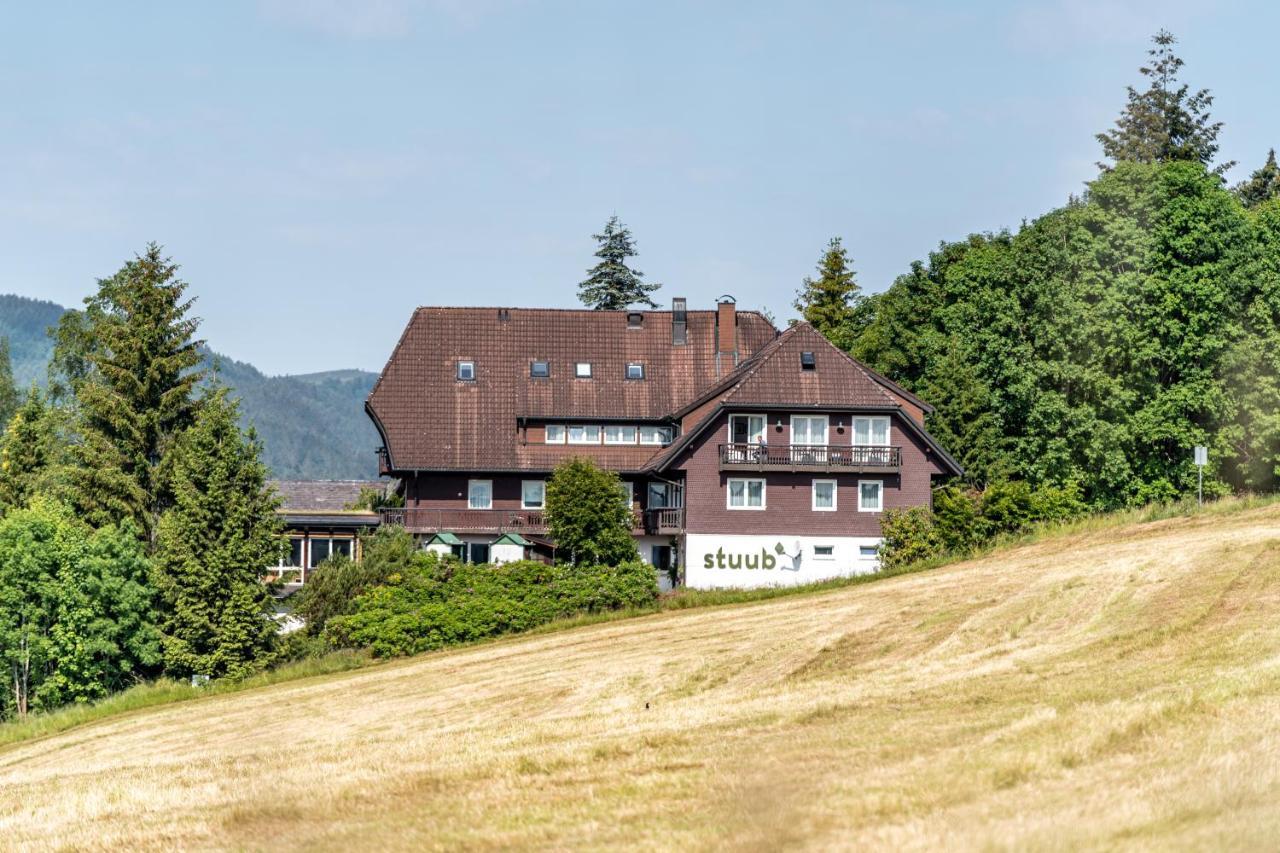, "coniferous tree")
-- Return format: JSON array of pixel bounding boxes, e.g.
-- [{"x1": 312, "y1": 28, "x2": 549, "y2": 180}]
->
[
  {"x1": 52, "y1": 244, "x2": 205, "y2": 539},
  {"x1": 1097, "y1": 30, "x2": 1232, "y2": 175},
  {"x1": 1235, "y1": 150, "x2": 1280, "y2": 208},
  {"x1": 0, "y1": 390, "x2": 68, "y2": 517},
  {"x1": 578, "y1": 216, "x2": 662, "y2": 310},
  {"x1": 0, "y1": 339, "x2": 16, "y2": 435},
  {"x1": 794, "y1": 237, "x2": 868, "y2": 351},
  {"x1": 152, "y1": 390, "x2": 283, "y2": 679}
]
